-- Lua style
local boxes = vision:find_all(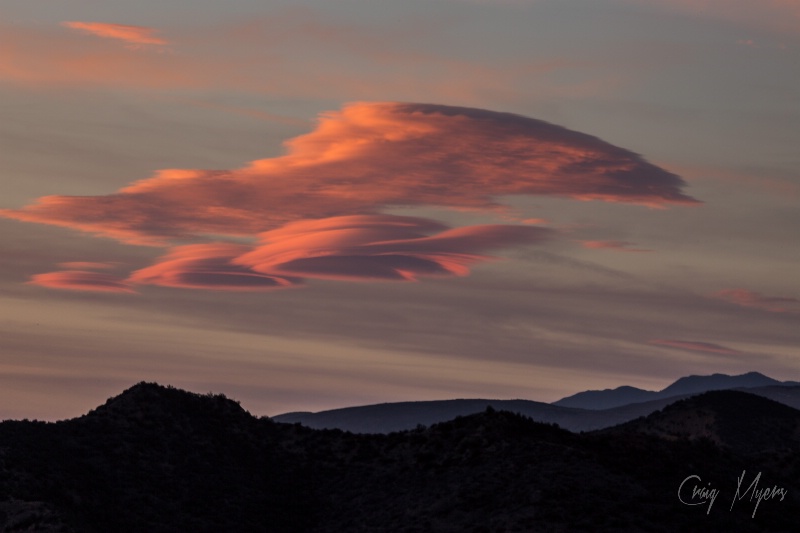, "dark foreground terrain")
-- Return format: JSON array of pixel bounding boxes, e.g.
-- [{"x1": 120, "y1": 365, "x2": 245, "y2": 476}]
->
[{"x1": 1, "y1": 384, "x2": 798, "y2": 532}]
